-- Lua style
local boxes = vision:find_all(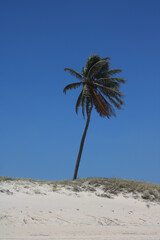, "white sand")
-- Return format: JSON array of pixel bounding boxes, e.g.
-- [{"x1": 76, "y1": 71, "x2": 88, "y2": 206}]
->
[{"x1": 0, "y1": 179, "x2": 160, "y2": 240}]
